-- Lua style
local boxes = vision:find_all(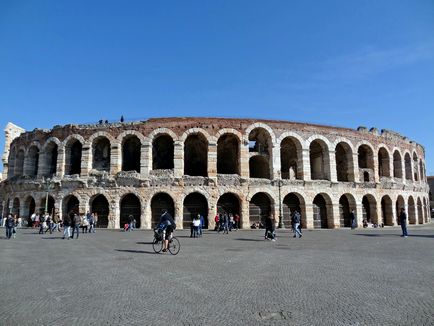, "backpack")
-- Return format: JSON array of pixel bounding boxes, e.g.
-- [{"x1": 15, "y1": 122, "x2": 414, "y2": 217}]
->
[{"x1": 7, "y1": 218, "x2": 14, "y2": 228}]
